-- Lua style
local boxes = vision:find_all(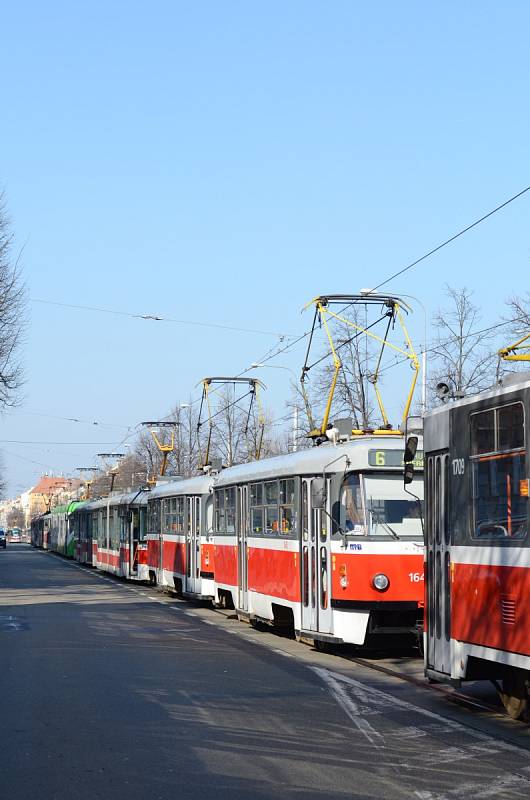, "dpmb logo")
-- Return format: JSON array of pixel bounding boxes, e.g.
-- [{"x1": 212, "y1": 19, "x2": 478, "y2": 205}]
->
[{"x1": 452, "y1": 458, "x2": 465, "y2": 476}]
